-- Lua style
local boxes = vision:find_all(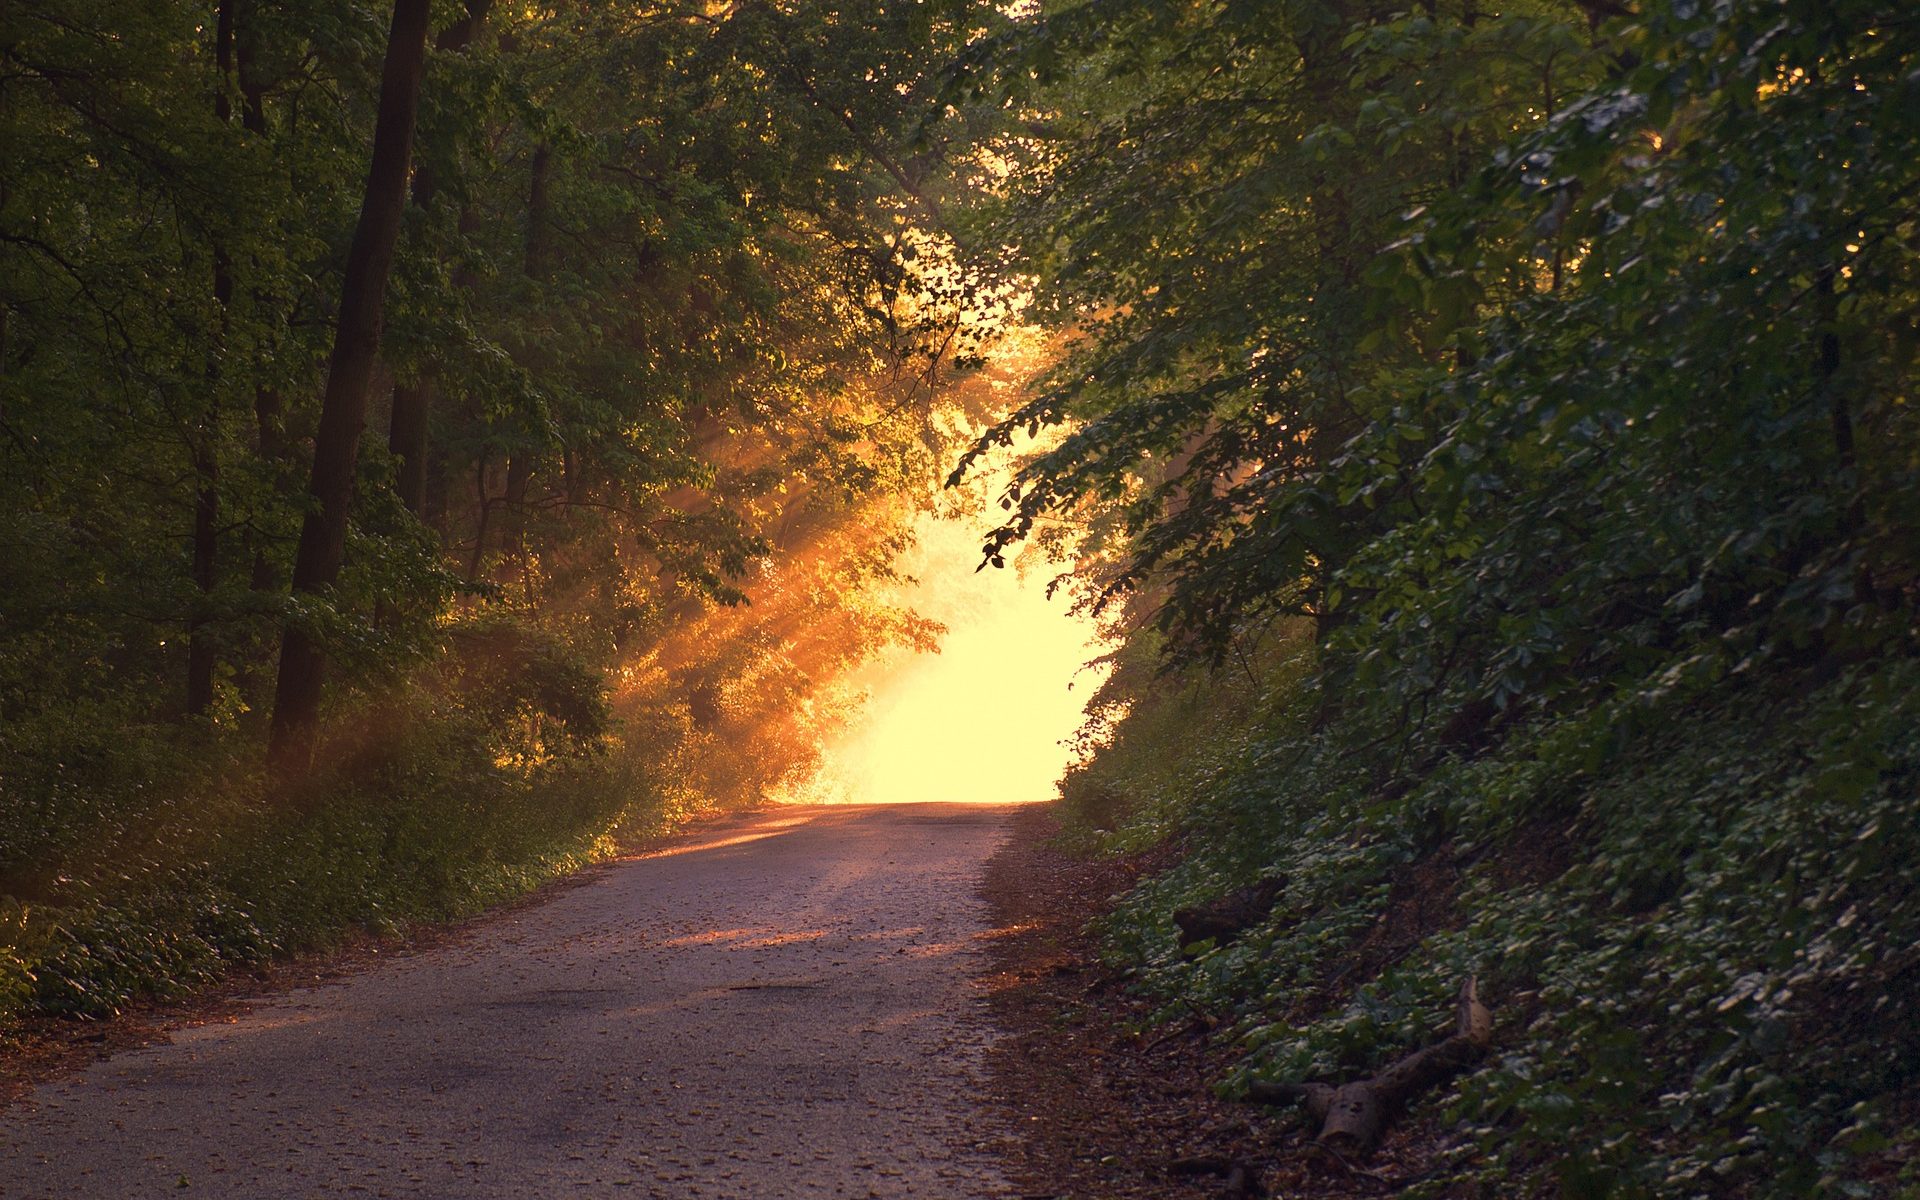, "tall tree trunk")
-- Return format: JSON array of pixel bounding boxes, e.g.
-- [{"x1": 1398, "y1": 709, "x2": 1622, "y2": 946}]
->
[
  {"x1": 500, "y1": 141, "x2": 551, "y2": 588},
  {"x1": 189, "y1": 0, "x2": 239, "y2": 717},
  {"x1": 389, "y1": 376, "x2": 433, "y2": 513},
  {"x1": 249, "y1": 382, "x2": 283, "y2": 596},
  {"x1": 239, "y1": 6, "x2": 285, "y2": 600},
  {"x1": 1817, "y1": 267, "x2": 1855, "y2": 513},
  {"x1": 234, "y1": 4, "x2": 289, "y2": 735},
  {"x1": 188, "y1": 441, "x2": 221, "y2": 714},
  {"x1": 467, "y1": 454, "x2": 494, "y2": 583},
  {"x1": 387, "y1": 0, "x2": 493, "y2": 517},
  {"x1": 424, "y1": 438, "x2": 451, "y2": 533},
  {"x1": 502, "y1": 451, "x2": 532, "y2": 584},
  {"x1": 469, "y1": 141, "x2": 552, "y2": 582},
  {"x1": 268, "y1": 0, "x2": 434, "y2": 781},
  {"x1": 525, "y1": 143, "x2": 553, "y2": 279}
]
